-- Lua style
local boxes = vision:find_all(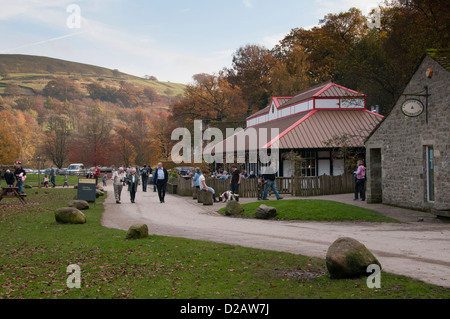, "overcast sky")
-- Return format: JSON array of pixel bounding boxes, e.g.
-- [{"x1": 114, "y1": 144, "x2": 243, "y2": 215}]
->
[{"x1": 0, "y1": 0, "x2": 383, "y2": 84}]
